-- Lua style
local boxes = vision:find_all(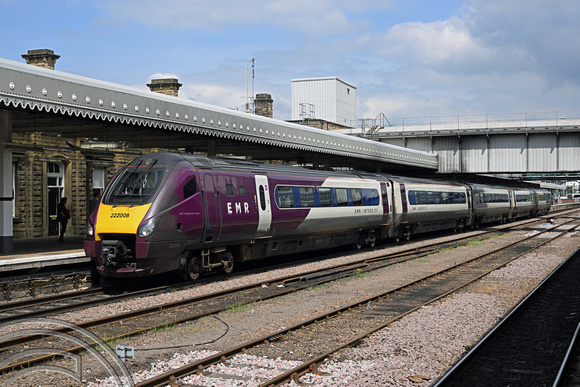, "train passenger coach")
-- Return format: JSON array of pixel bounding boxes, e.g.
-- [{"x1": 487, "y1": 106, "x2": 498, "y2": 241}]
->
[
  {"x1": 387, "y1": 176, "x2": 471, "y2": 241},
  {"x1": 84, "y1": 152, "x2": 553, "y2": 282},
  {"x1": 84, "y1": 153, "x2": 391, "y2": 281},
  {"x1": 469, "y1": 184, "x2": 512, "y2": 225}
]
